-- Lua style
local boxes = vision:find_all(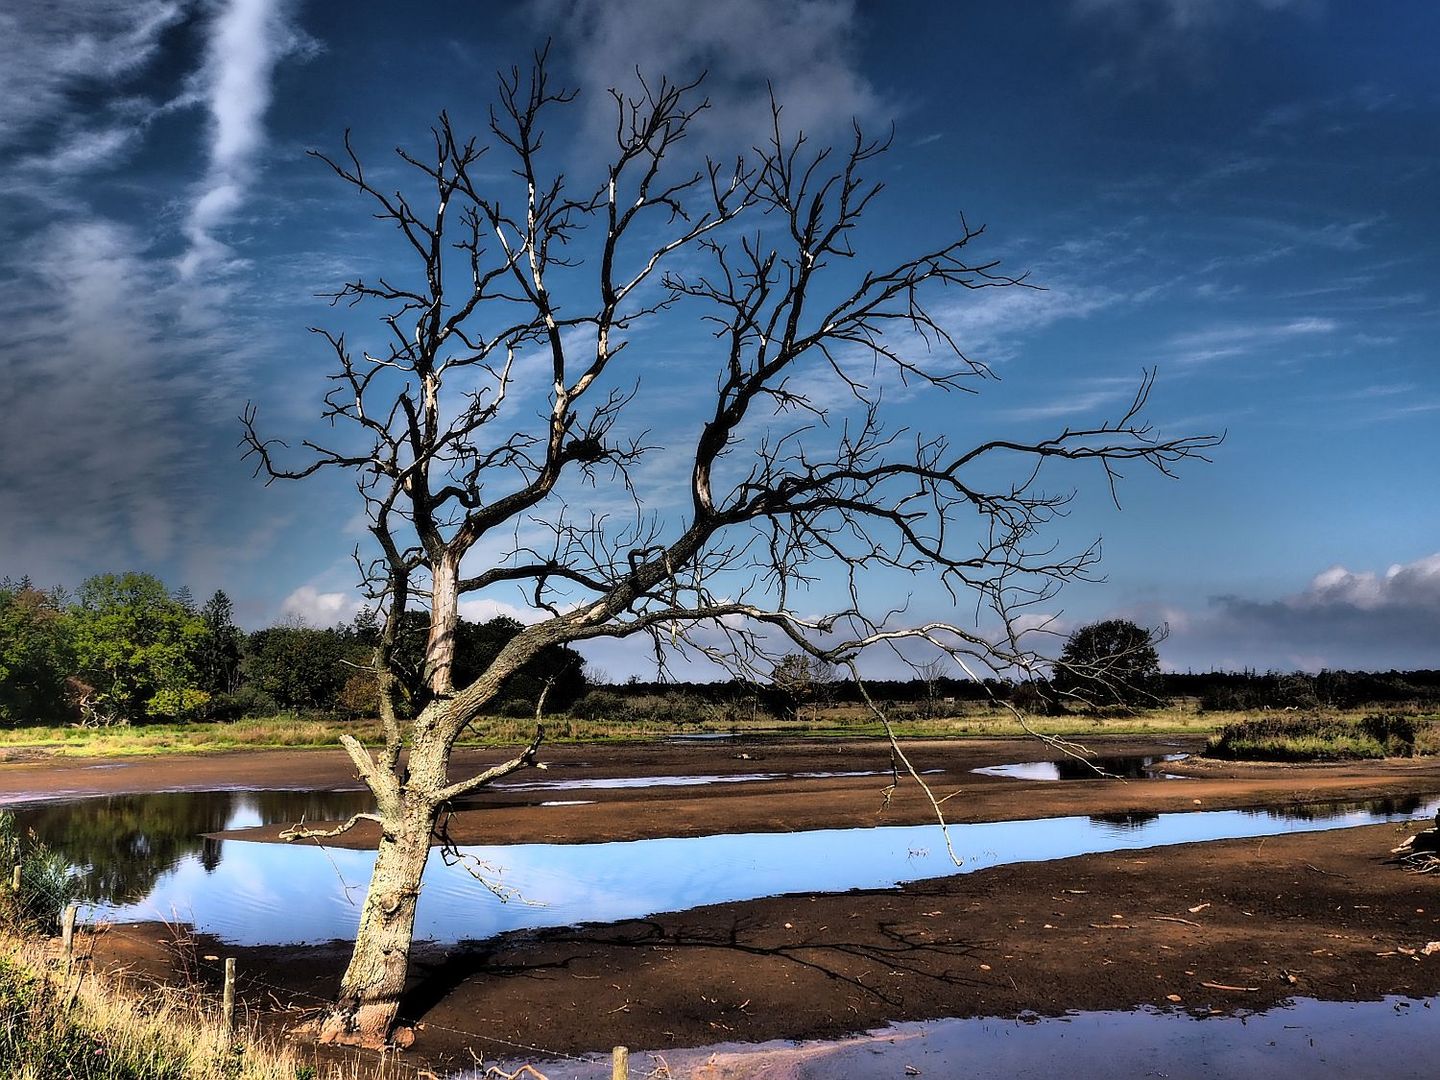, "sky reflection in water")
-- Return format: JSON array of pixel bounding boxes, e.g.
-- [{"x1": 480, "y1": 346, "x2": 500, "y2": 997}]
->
[
  {"x1": 485, "y1": 997, "x2": 1440, "y2": 1080},
  {"x1": 17, "y1": 790, "x2": 1434, "y2": 947}
]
